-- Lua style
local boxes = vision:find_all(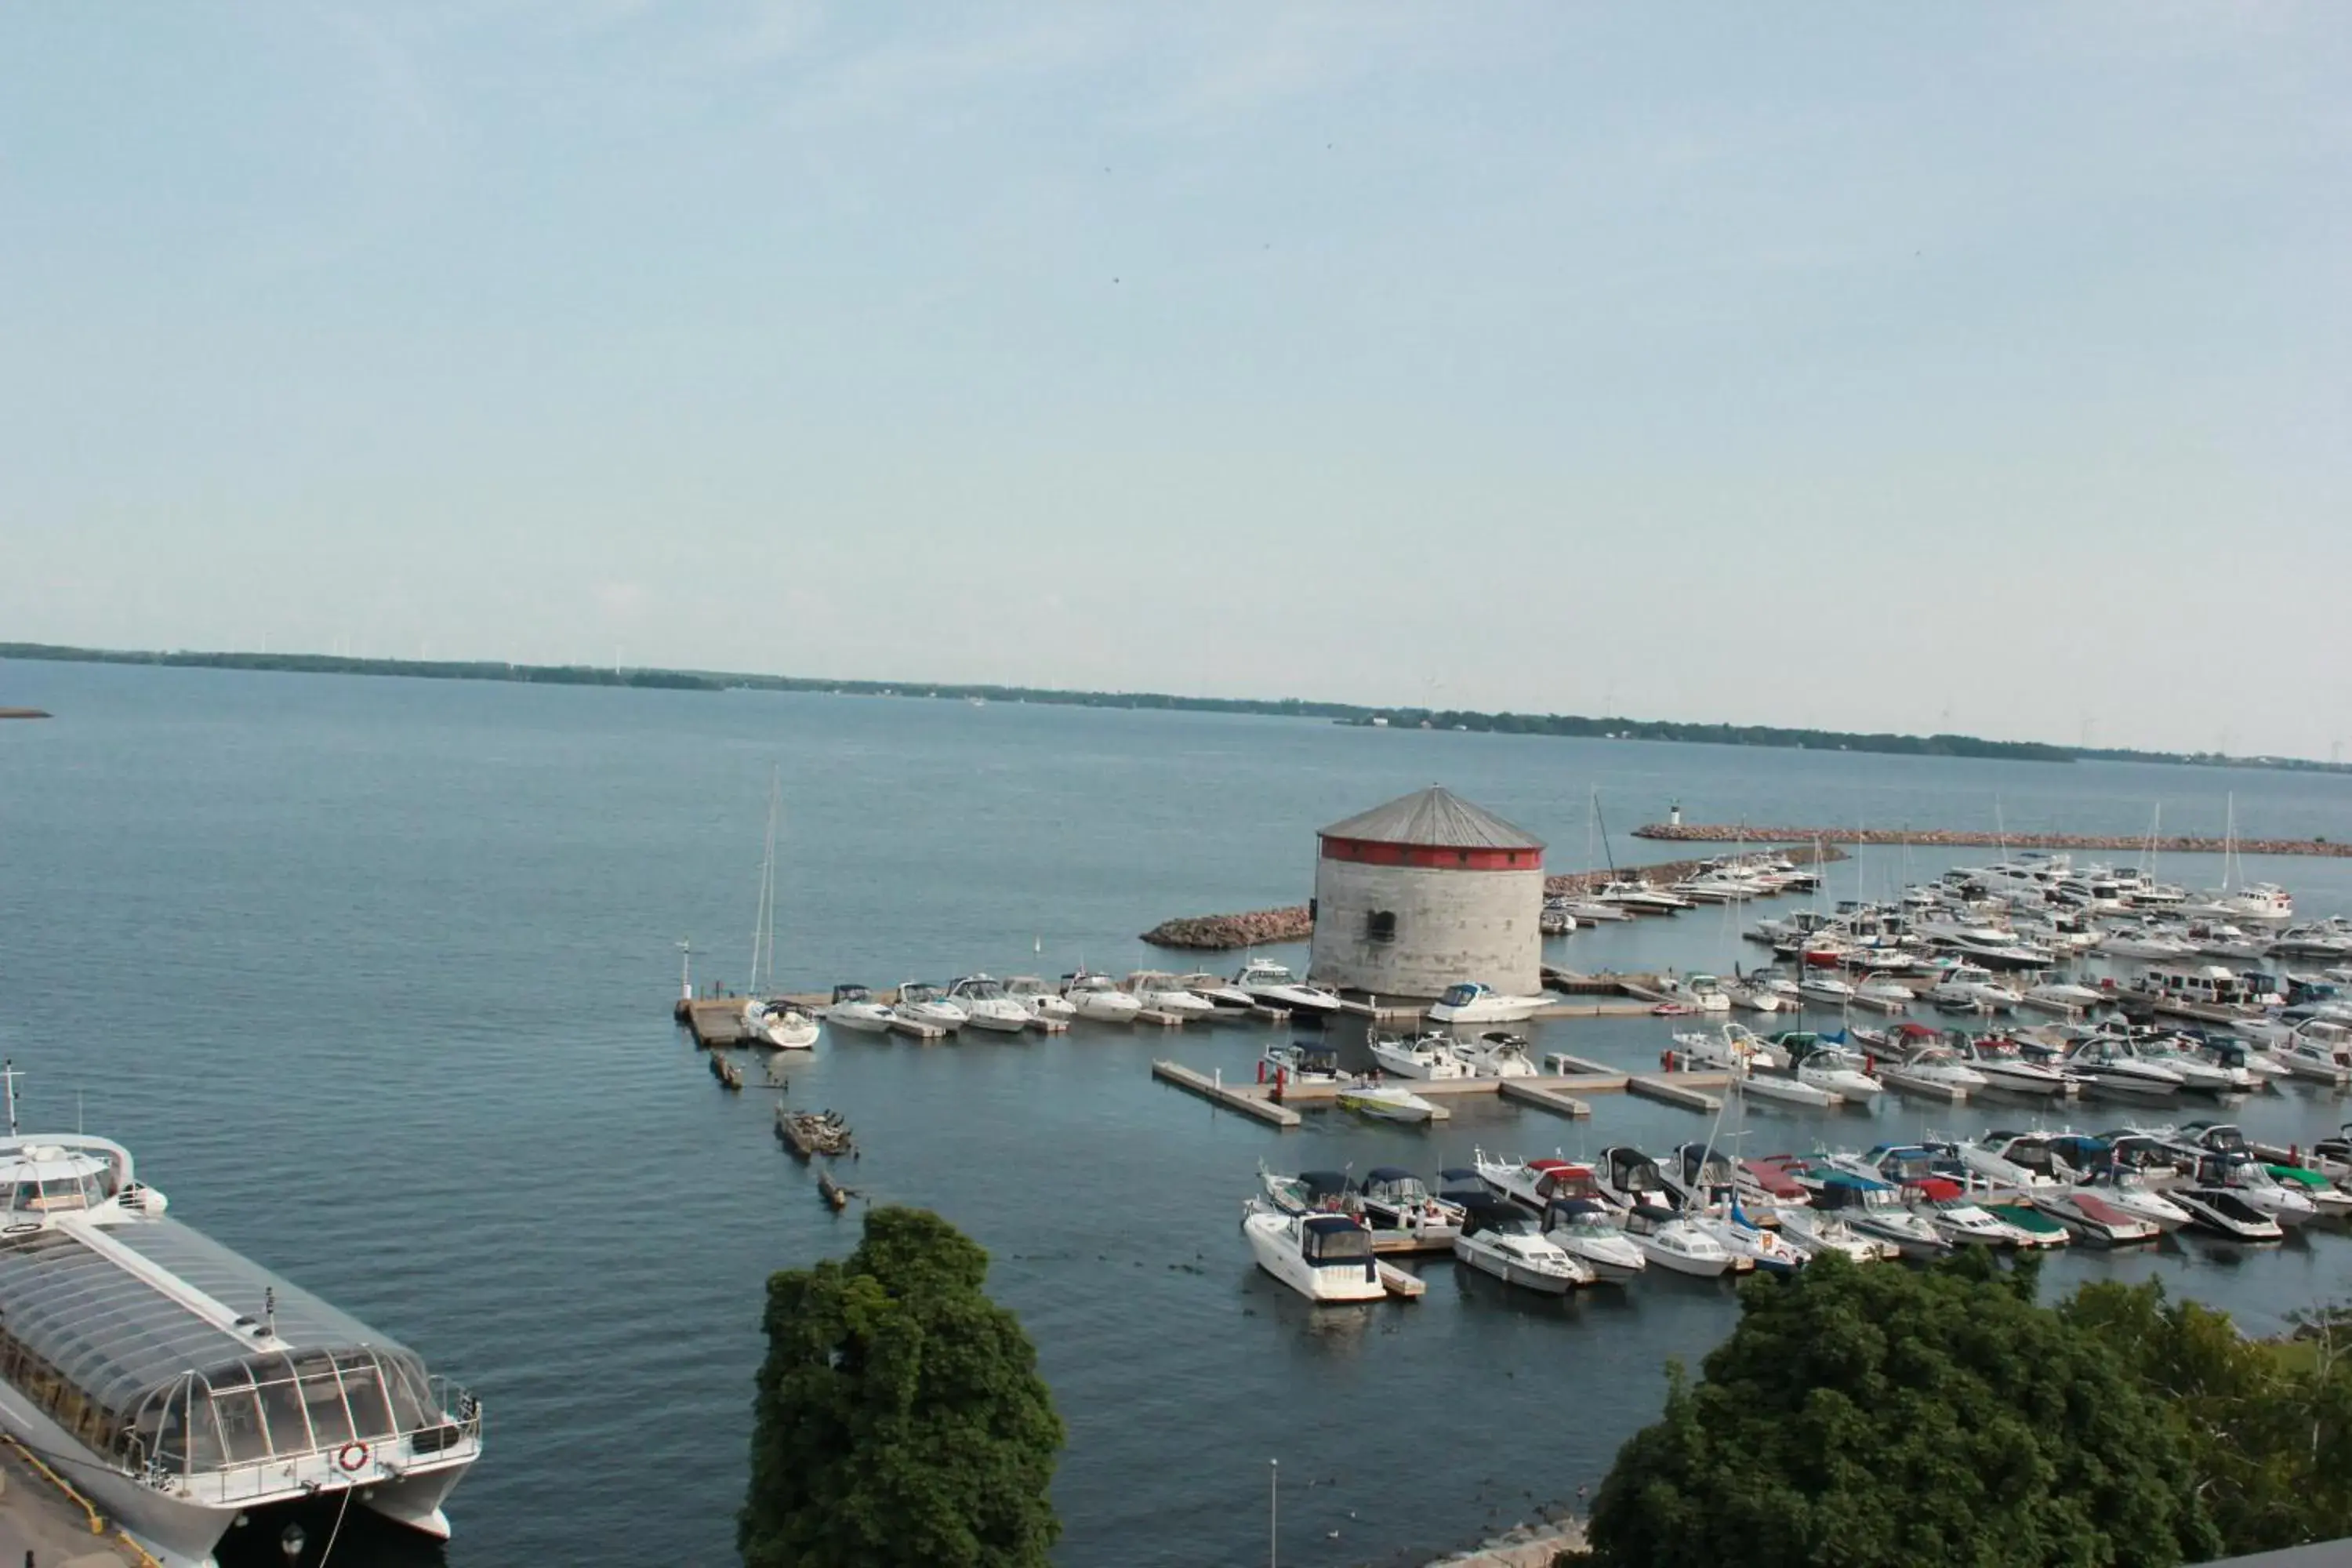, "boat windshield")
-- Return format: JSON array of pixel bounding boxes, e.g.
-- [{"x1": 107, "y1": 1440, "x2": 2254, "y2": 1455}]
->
[
  {"x1": 957, "y1": 981, "x2": 1005, "y2": 1000},
  {"x1": 1300, "y1": 1218, "x2": 1373, "y2": 1263},
  {"x1": 0, "y1": 1157, "x2": 114, "y2": 1214}
]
